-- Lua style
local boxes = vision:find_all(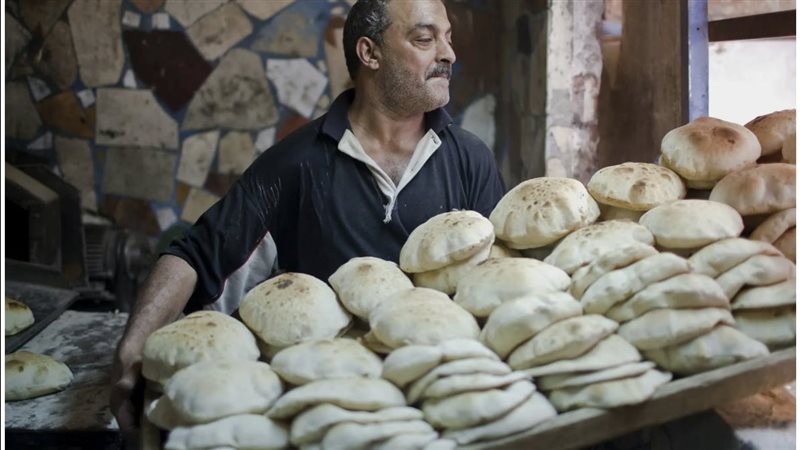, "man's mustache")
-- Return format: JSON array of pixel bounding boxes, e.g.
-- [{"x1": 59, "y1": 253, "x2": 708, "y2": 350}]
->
[{"x1": 427, "y1": 65, "x2": 452, "y2": 80}]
